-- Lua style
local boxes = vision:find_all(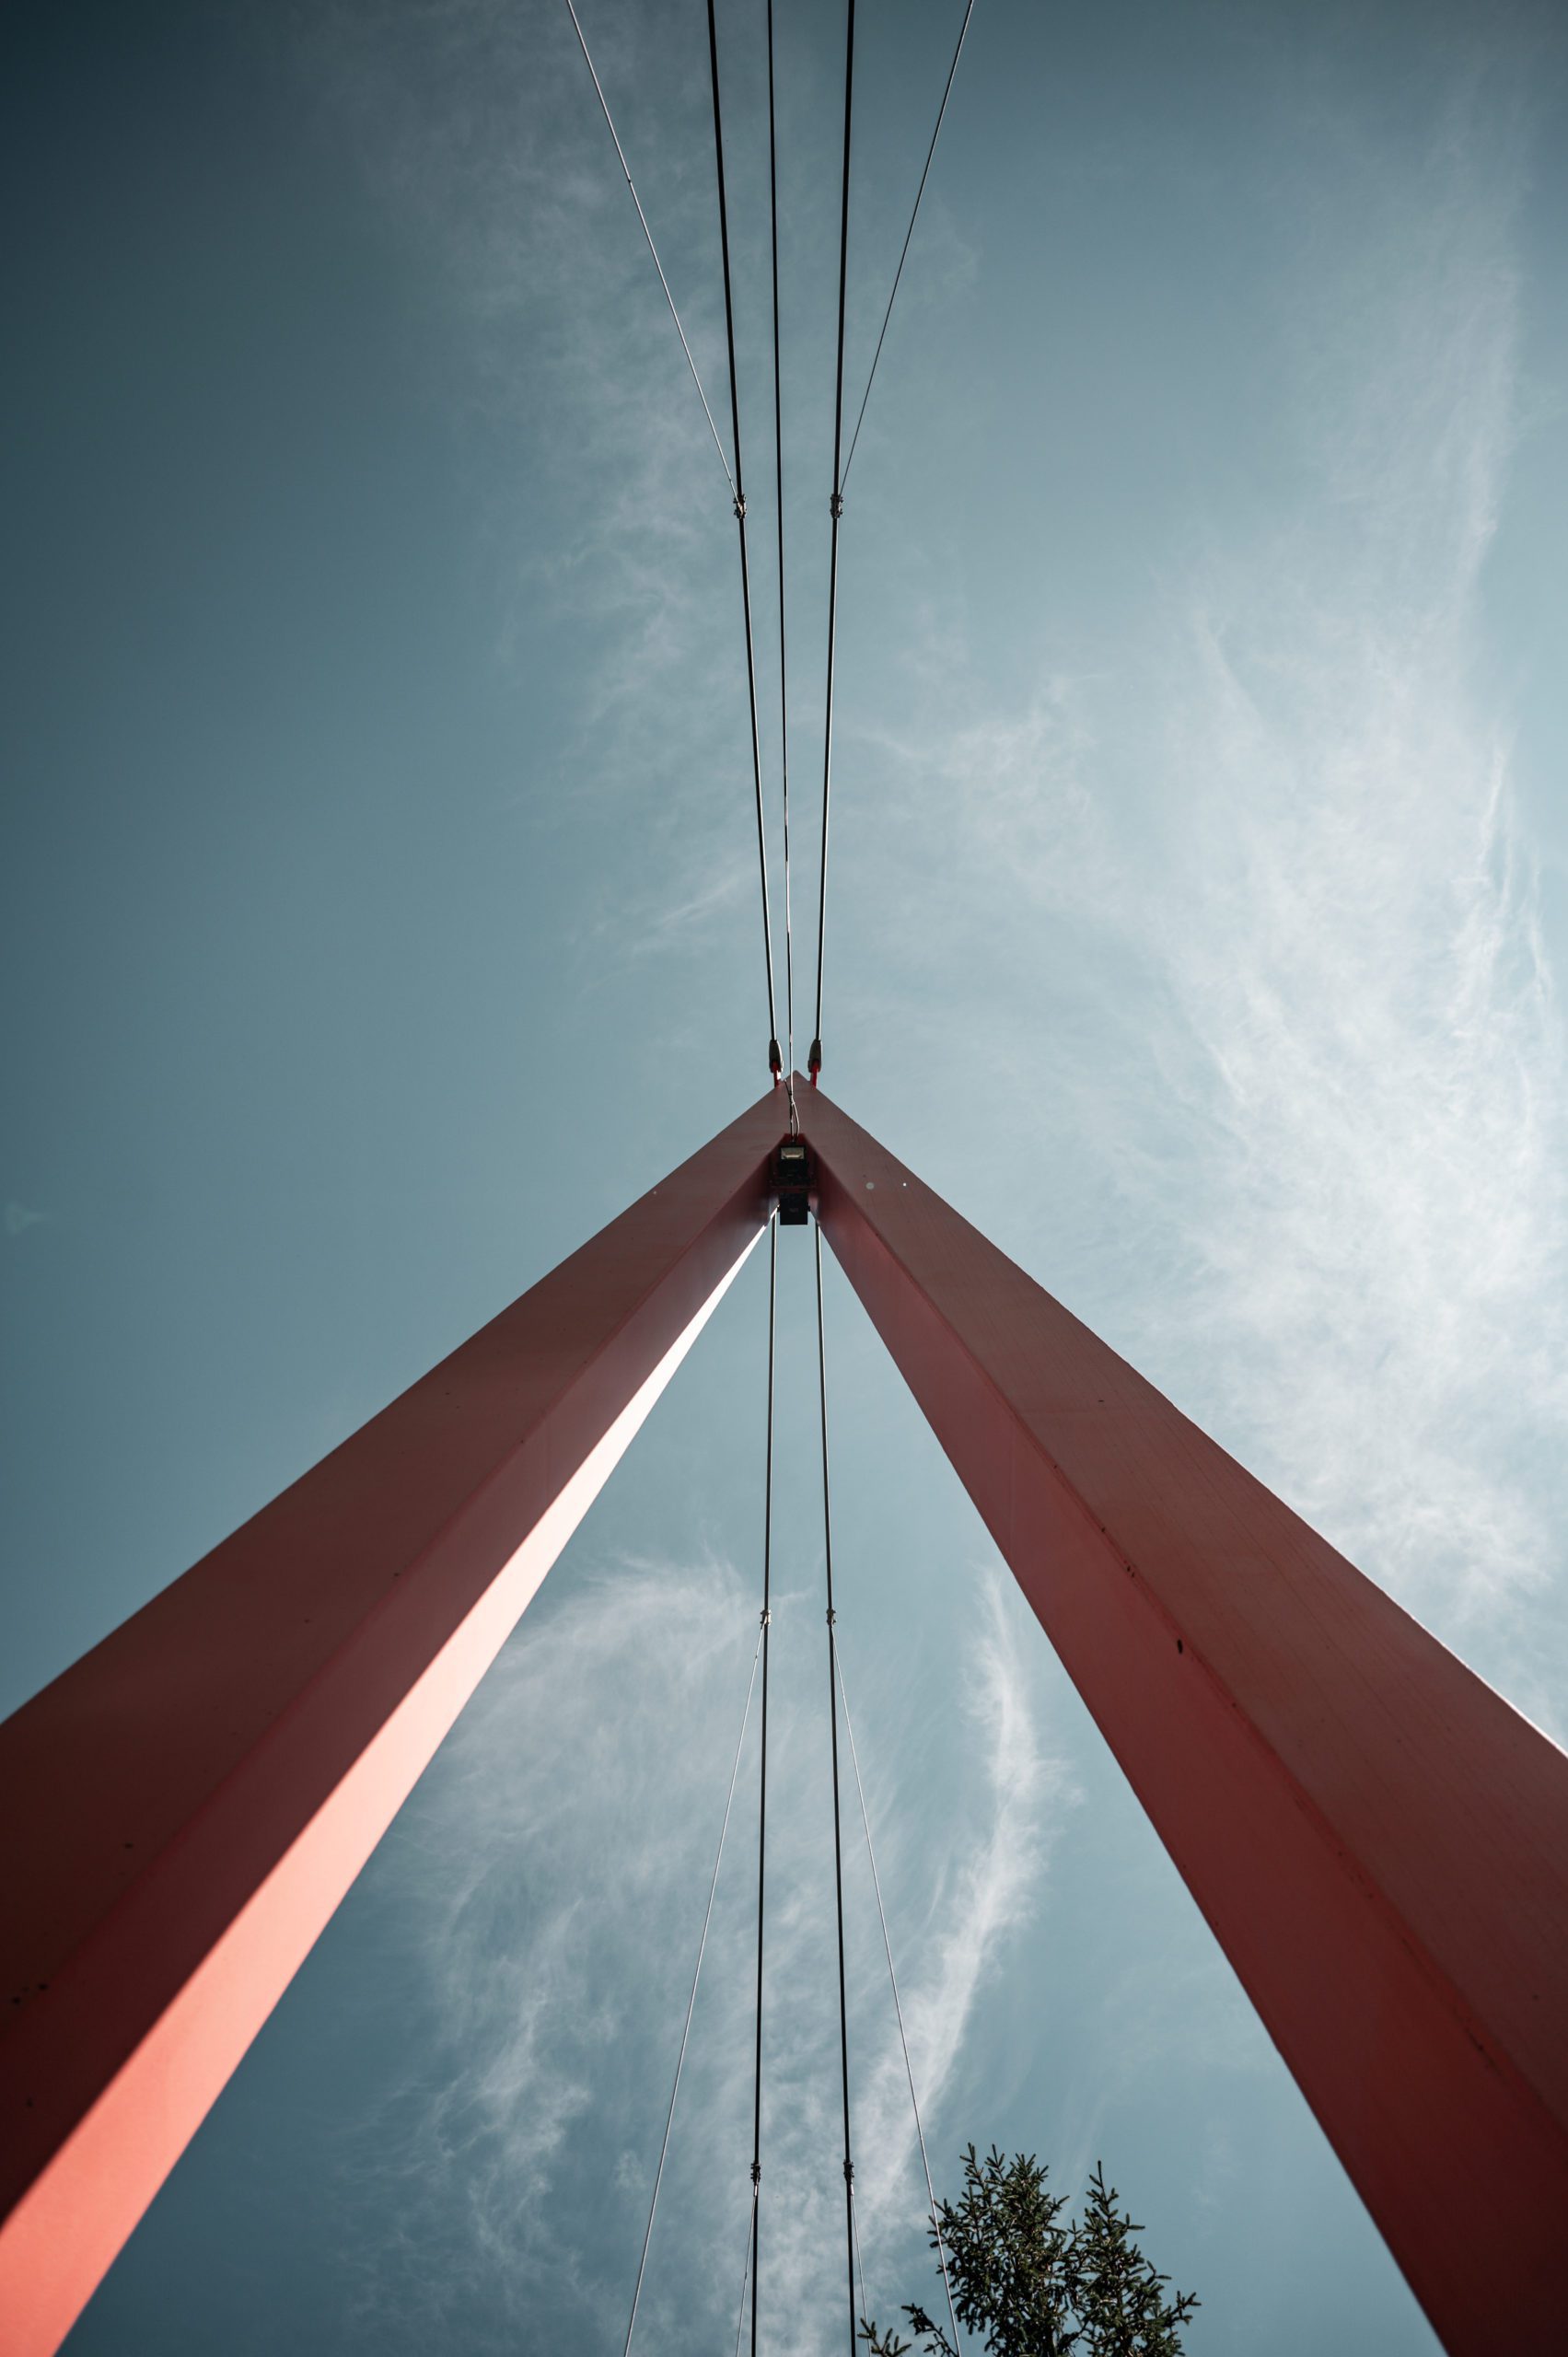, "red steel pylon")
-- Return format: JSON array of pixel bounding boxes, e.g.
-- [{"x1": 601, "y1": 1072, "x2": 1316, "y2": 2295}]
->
[{"x1": 2, "y1": 1080, "x2": 1565, "y2": 2357}]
